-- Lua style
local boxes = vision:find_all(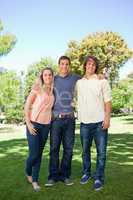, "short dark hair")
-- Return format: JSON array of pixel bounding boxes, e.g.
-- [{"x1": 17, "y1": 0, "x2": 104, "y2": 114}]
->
[
  {"x1": 58, "y1": 55, "x2": 71, "y2": 65},
  {"x1": 83, "y1": 55, "x2": 99, "y2": 73}
]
